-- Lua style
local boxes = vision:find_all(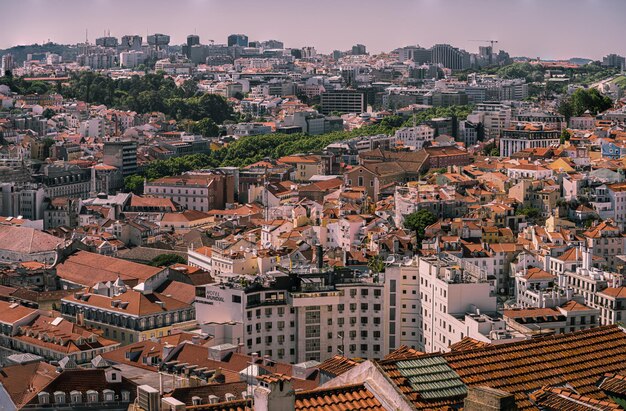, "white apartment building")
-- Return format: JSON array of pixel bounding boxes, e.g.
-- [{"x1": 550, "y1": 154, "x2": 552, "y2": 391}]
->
[
  {"x1": 583, "y1": 220, "x2": 626, "y2": 270},
  {"x1": 515, "y1": 267, "x2": 575, "y2": 308},
  {"x1": 384, "y1": 255, "x2": 506, "y2": 354},
  {"x1": 558, "y1": 245, "x2": 624, "y2": 323},
  {"x1": 394, "y1": 125, "x2": 435, "y2": 151},
  {"x1": 195, "y1": 269, "x2": 384, "y2": 364},
  {"x1": 79, "y1": 118, "x2": 105, "y2": 138},
  {"x1": 468, "y1": 103, "x2": 512, "y2": 140}
]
